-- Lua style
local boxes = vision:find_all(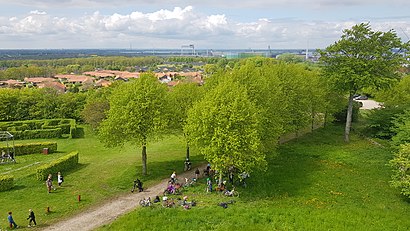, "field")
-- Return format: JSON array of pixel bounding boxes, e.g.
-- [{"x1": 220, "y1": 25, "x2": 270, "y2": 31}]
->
[
  {"x1": 98, "y1": 126, "x2": 410, "y2": 231},
  {"x1": 1, "y1": 125, "x2": 410, "y2": 230},
  {"x1": 0, "y1": 127, "x2": 202, "y2": 230}
]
